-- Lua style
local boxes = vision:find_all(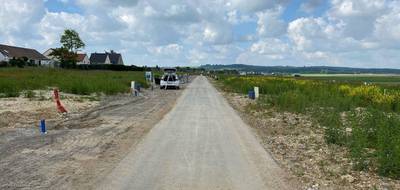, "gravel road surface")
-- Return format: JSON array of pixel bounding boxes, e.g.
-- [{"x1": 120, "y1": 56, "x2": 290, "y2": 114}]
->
[{"x1": 98, "y1": 76, "x2": 296, "y2": 190}]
